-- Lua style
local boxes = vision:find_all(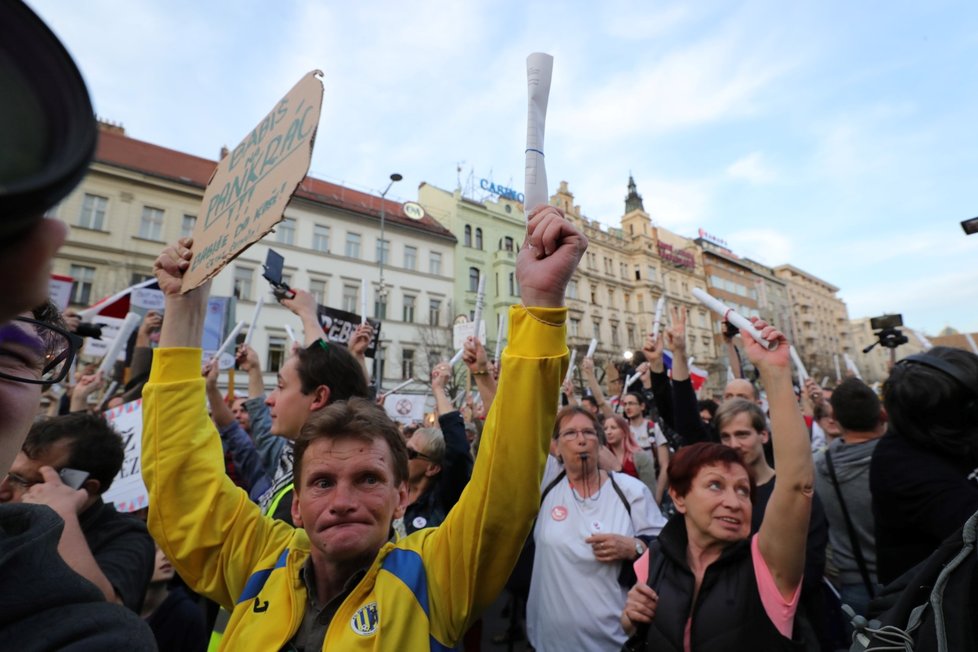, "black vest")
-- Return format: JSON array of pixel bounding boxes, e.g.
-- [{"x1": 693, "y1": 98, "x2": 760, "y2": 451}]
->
[{"x1": 627, "y1": 515, "x2": 803, "y2": 652}]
